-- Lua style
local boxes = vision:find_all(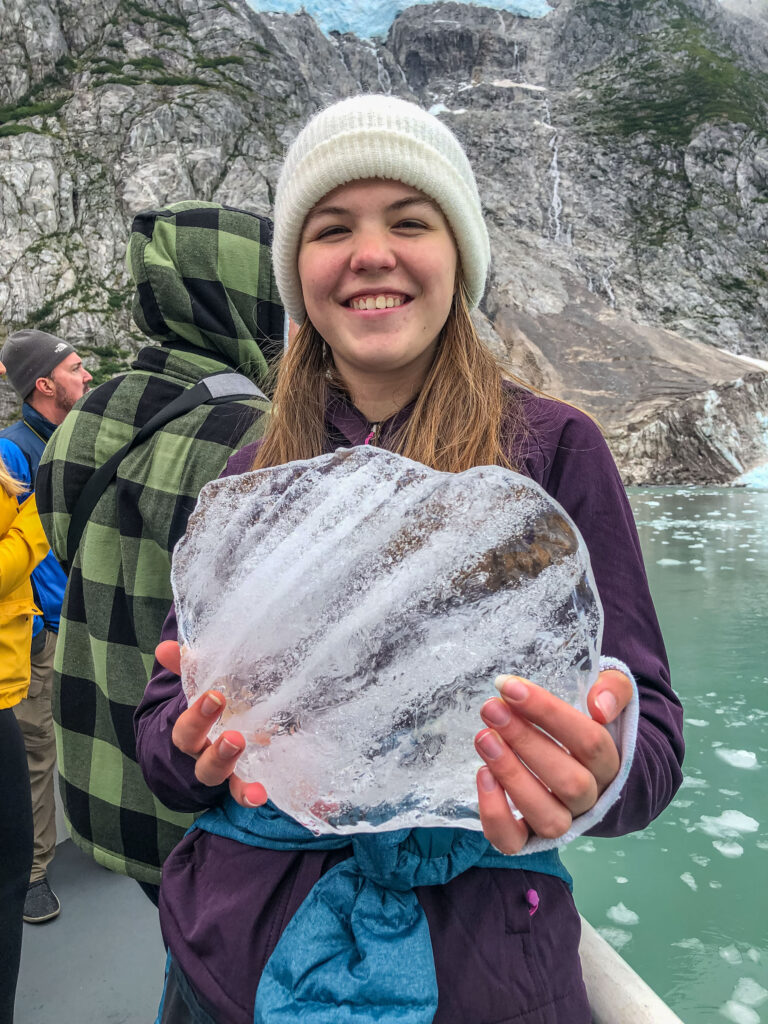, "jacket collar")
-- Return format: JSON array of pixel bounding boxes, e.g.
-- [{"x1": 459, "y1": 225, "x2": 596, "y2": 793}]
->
[
  {"x1": 21, "y1": 402, "x2": 57, "y2": 442},
  {"x1": 325, "y1": 391, "x2": 416, "y2": 448}
]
